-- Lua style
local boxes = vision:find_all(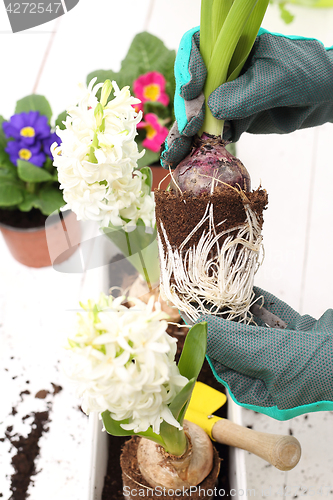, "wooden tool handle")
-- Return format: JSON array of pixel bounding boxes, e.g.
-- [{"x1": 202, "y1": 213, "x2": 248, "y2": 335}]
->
[{"x1": 212, "y1": 419, "x2": 301, "y2": 471}]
